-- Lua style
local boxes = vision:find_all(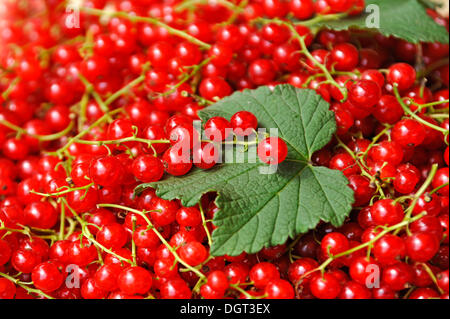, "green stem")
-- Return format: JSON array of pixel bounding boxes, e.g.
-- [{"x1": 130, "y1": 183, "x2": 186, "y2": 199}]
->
[
  {"x1": 156, "y1": 57, "x2": 212, "y2": 98},
  {"x1": 0, "y1": 119, "x2": 75, "y2": 141},
  {"x1": 77, "y1": 92, "x2": 90, "y2": 131},
  {"x1": 429, "y1": 182, "x2": 449, "y2": 195},
  {"x1": 176, "y1": 0, "x2": 242, "y2": 12},
  {"x1": 105, "y1": 74, "x2": 147, "y2": 105},
  {"x1": 47, "y1": 108, "x2": 123, "y2": 157},
  {"x1": 131, "y1": 217, "x2": 137, "y2": 267},
  {"x1": 1, "y1": 77, "x2": 20, "y2": 100},
  {"x1": 303, "y1": 212, "x2": 427, "y2": 280},
  {"x1": 78, "y1": 74, "x2": 112, "y2": 121},
  {"x1": 229, "y1": 283, "x2": 265, "y2": 299},
  {"x1": 0, "y1": 272, "x2": 54, "y2": 299},
  {"x1": 198, "y1": 201, "x2": 212, "y2": 247},
  {"x1": 31, "y1": 183, "x2": 94, "y2": 198},
  {"x1": 293, "y1": 12, "x2": 348, "y2": 27},
  {"x1": 257, "y1": 18, "x2": 347, "y2": 102},
  {"x1": 61, "y1": 199, "x2": 133, "y2": 266},
  {"x1": 393, "y1": 85, "x2": 448, "y2": 135},
  {"x1": 419, "y1": 262, "x2": 445, "y2": 295},
  {"x1": 414, "y1": 99, "x2": 450, "y2": 109},
  {"x1": 98, "y1": 203, "x2": 206, "y2": 280},
  {"x1": 59, "y1": 203, "x2": 66, "y2": 241},
  {"x1": 398, "y1": 164, "x2": 439, "y2": 235},
  {"x1": 81, "y1": 7, "x2": 211, "y2": 50},
  {"x1": 74, "y1": 136, "x2": 170, "y2": 148}
]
